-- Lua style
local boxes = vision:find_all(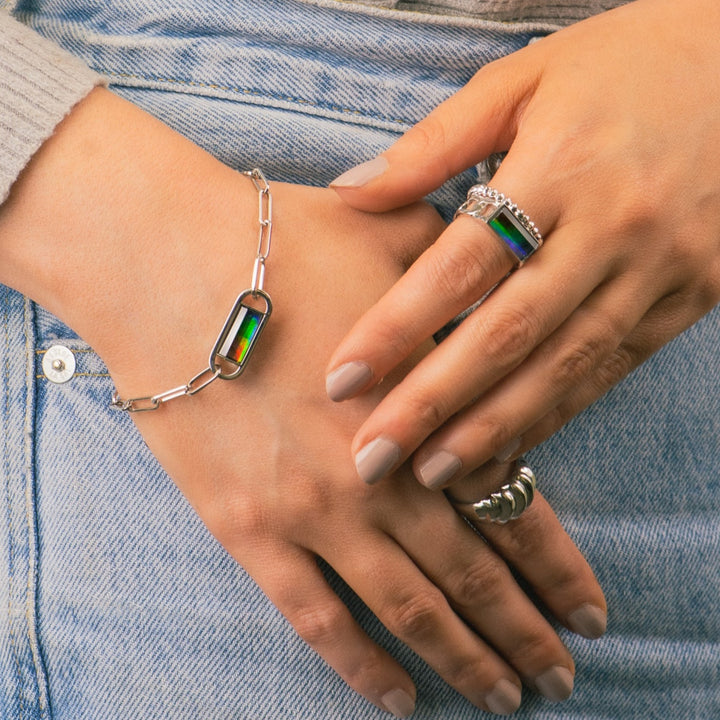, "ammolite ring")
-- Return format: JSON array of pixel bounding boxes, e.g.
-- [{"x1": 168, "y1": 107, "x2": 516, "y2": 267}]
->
[
  {"x1": 455, "y1": 184, "x2": 543, "y2": 266},
  {"x1": 447, "y1": 460, "x2": 537, "y2": 525}
]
